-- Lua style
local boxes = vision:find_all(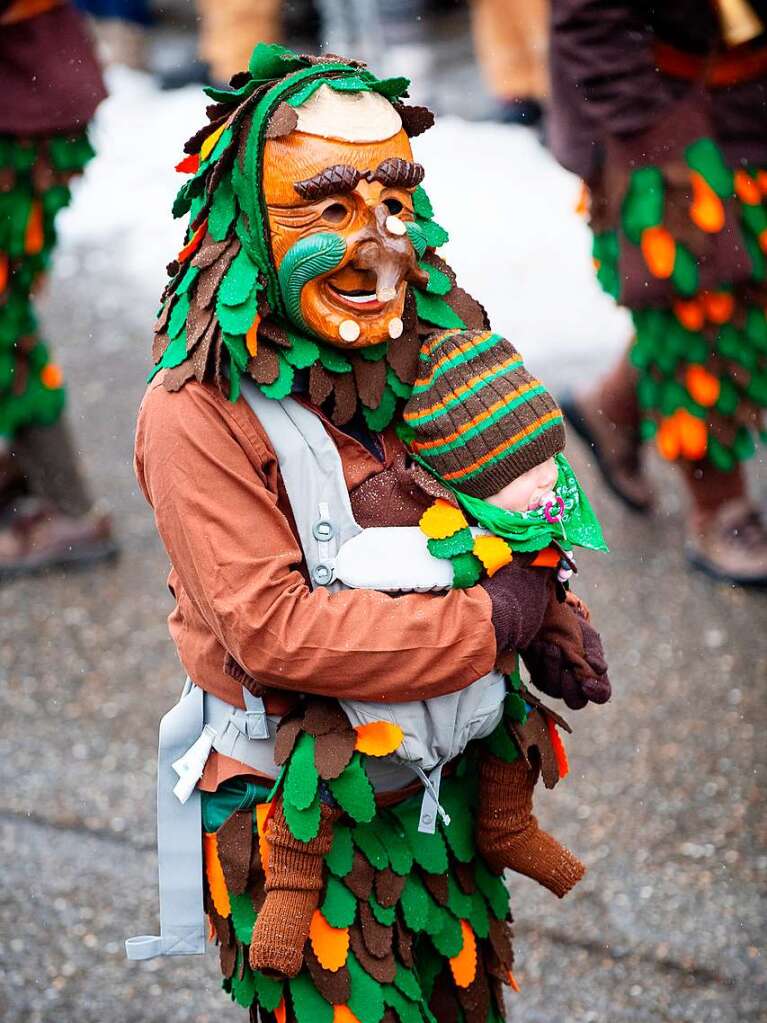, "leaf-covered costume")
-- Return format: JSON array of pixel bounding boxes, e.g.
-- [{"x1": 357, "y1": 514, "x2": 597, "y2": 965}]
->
[
  {"x1": 0, "y1": 132, "x2": 94, "y2": 439},
  {"x1": 591, "y1": 138, "x2": 767, "y2": 472}
]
